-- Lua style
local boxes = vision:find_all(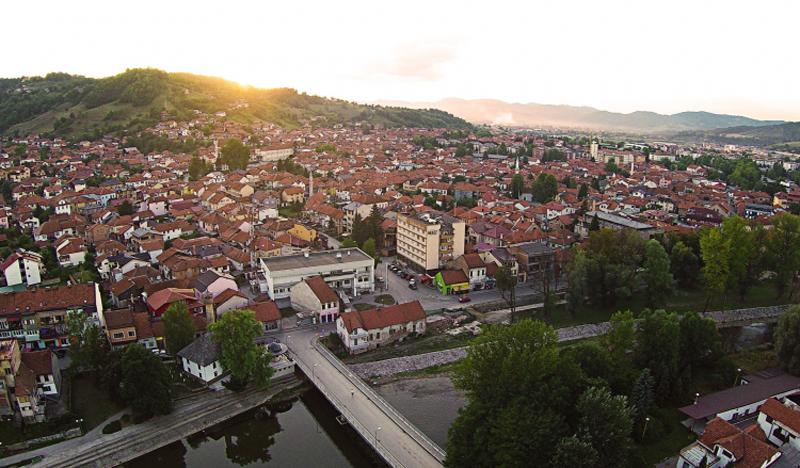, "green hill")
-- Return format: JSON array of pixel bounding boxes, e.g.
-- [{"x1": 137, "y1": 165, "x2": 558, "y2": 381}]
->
[
  {"x1": 675, "y1": 121, "x2": 800, "y2": 148},
  {"x1": 0, "y1": 69, "x2": 469, "y2": 139}
]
